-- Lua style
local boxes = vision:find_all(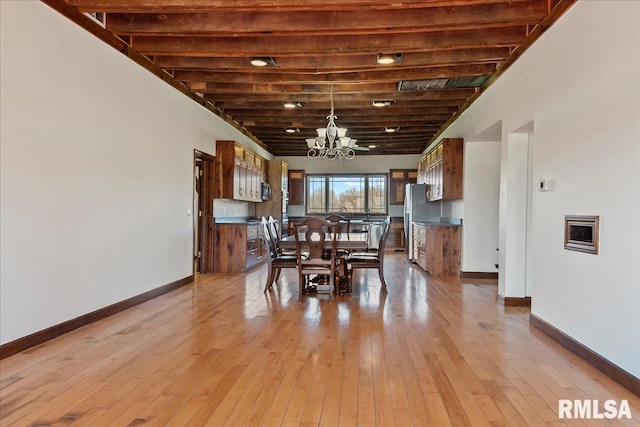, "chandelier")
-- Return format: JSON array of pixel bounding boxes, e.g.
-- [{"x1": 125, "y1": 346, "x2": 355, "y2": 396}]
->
[{"x1": 306, "y1": 88, "x2": 356, "y2": 160}]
